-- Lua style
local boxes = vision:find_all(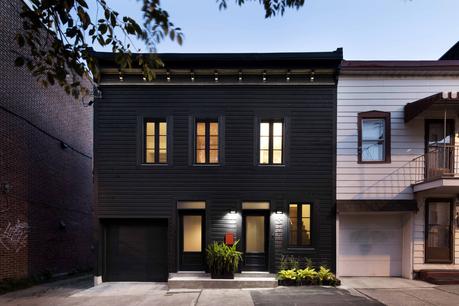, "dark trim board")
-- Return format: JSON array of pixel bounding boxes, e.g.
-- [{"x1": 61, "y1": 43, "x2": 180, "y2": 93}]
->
[{"x1": 336, "y1": 200, "x2": 418, "y2": 212}]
